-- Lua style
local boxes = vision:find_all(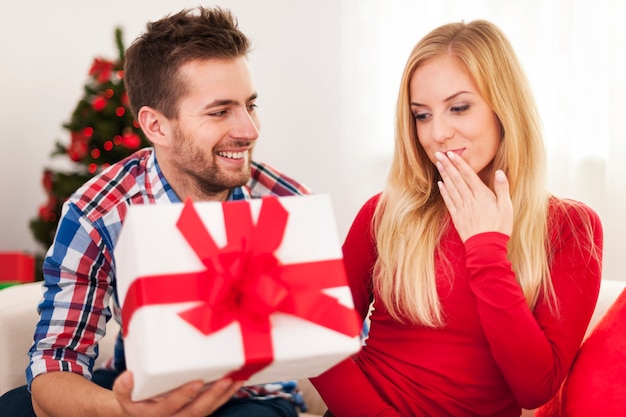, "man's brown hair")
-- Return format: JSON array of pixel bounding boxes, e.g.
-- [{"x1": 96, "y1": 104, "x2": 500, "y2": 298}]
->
[{"x1": 124, "y1": 6, "x2": 250, "y2": 119}]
